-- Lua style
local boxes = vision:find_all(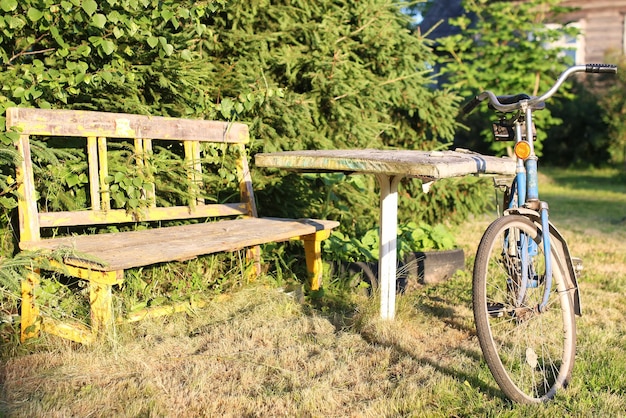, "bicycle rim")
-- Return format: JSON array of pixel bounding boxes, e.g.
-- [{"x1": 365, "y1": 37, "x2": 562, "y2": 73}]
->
[{"x1": 473, "y1": 215, "x2": 576, "y2": 404}]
